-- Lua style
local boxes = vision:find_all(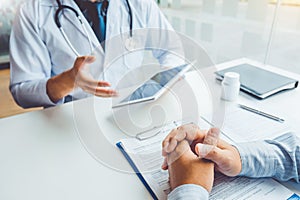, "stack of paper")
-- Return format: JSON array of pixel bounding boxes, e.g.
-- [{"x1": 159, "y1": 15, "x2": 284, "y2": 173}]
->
[{"x1": 117, "y1": 112, "x2": 297, "y2": 199}]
